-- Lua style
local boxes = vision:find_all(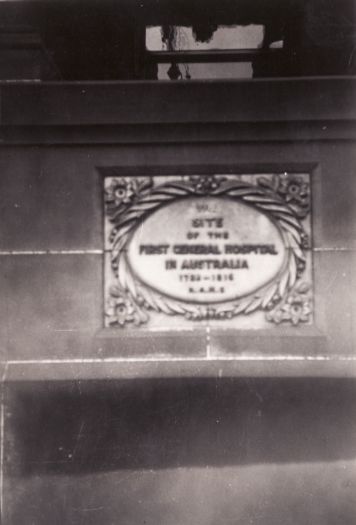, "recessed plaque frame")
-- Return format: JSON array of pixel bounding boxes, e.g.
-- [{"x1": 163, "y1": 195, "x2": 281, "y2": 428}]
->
[{"x1": 103, "y1": 173, "x2": 312, "y2": 329}]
